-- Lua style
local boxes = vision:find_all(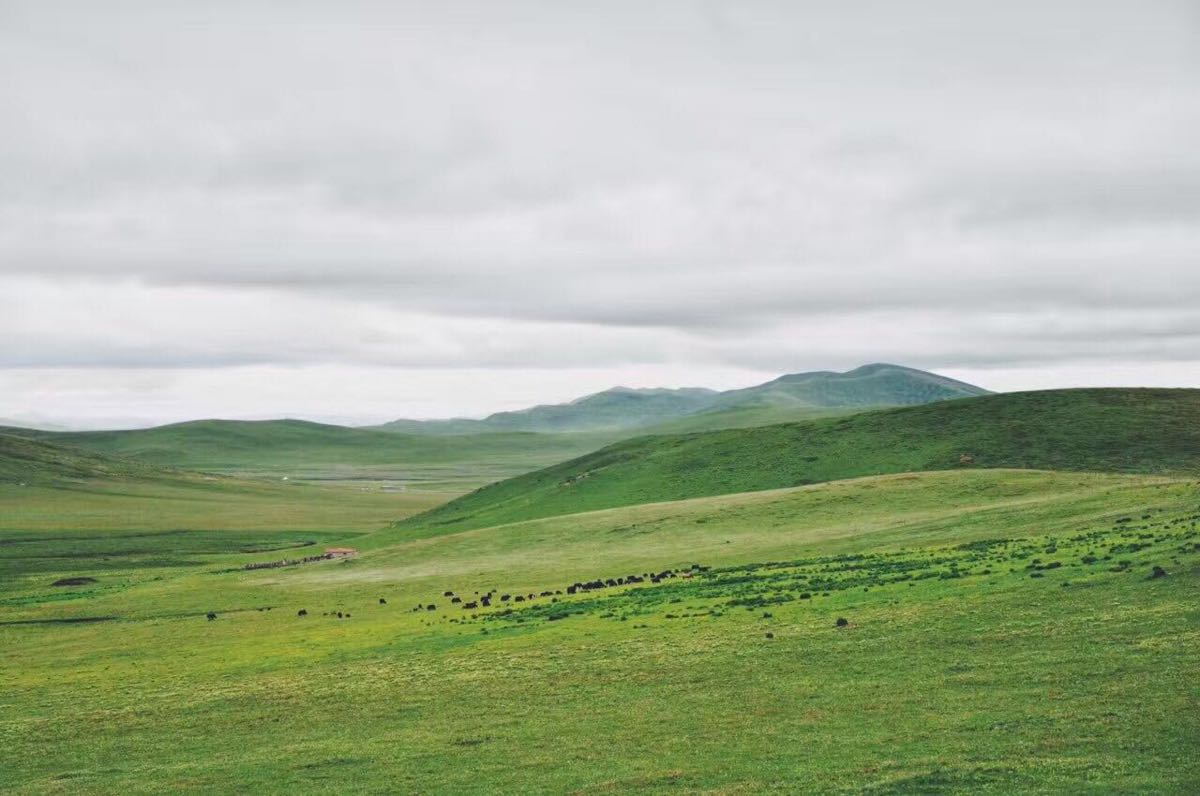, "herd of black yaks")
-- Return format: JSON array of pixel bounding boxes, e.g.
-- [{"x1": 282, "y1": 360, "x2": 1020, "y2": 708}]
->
[
  {"x1": 411, "y1": 564, "x2": 710, "y2": 613},
  {"x1": 204, "y1": 564, "x2": 709, "y2": 621}
]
